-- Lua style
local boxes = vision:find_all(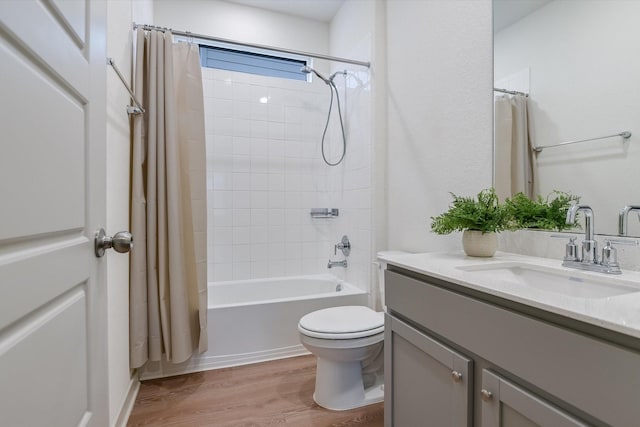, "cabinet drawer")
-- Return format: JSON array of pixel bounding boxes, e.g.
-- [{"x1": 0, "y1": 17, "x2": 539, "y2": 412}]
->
[{"x1": 385, "y1": 270, "x2": 640, "y2": 427}]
